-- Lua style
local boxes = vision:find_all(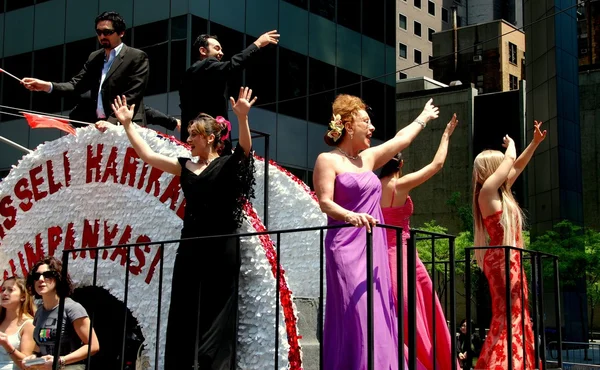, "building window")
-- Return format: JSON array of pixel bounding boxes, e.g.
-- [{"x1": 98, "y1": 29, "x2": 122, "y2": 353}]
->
[
  {"x1": 429, "y1": 55, "x2": 433, "y2": 70},
  {"x1": 508, "y1": 42, "x2": 518, "y2": 64},
  {"x1": 414, "y1": 21, "x2": 422, "y2": 37},
  {"x1": 428, "y1": 0, "x2": 436, "y2": 15},
  {"x1": 399, "y1": 43, "x2": 408, "y2": 58},
  {"x1": 399, "y1": 72, "x2": 408, "y2": 79},
  {"x1": 414, "y1": 0, "x2": 421, "y2": 9},
  {"x1": 399, "y1": 14, "x2": 407, "y2": 30},
  {"x1": 509, "y1": 74, "x2": 519, "y2": 90},
  {"x1": 442, "y1": 7, "x2": 449, "y2": 23},
  {"x1": 414, "y1": 49, "x2": 422, "y2": 64},
  {"x1": 428, "y1": 28, "x2": 435, "y2": 42}
]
